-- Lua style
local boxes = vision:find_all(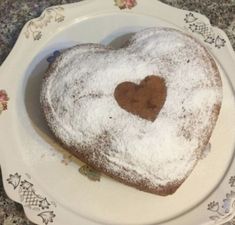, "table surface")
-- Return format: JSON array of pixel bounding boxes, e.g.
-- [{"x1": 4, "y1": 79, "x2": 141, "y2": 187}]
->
[{"x1": 0, "y1": 0, "x2": 234, "y2": 224}]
